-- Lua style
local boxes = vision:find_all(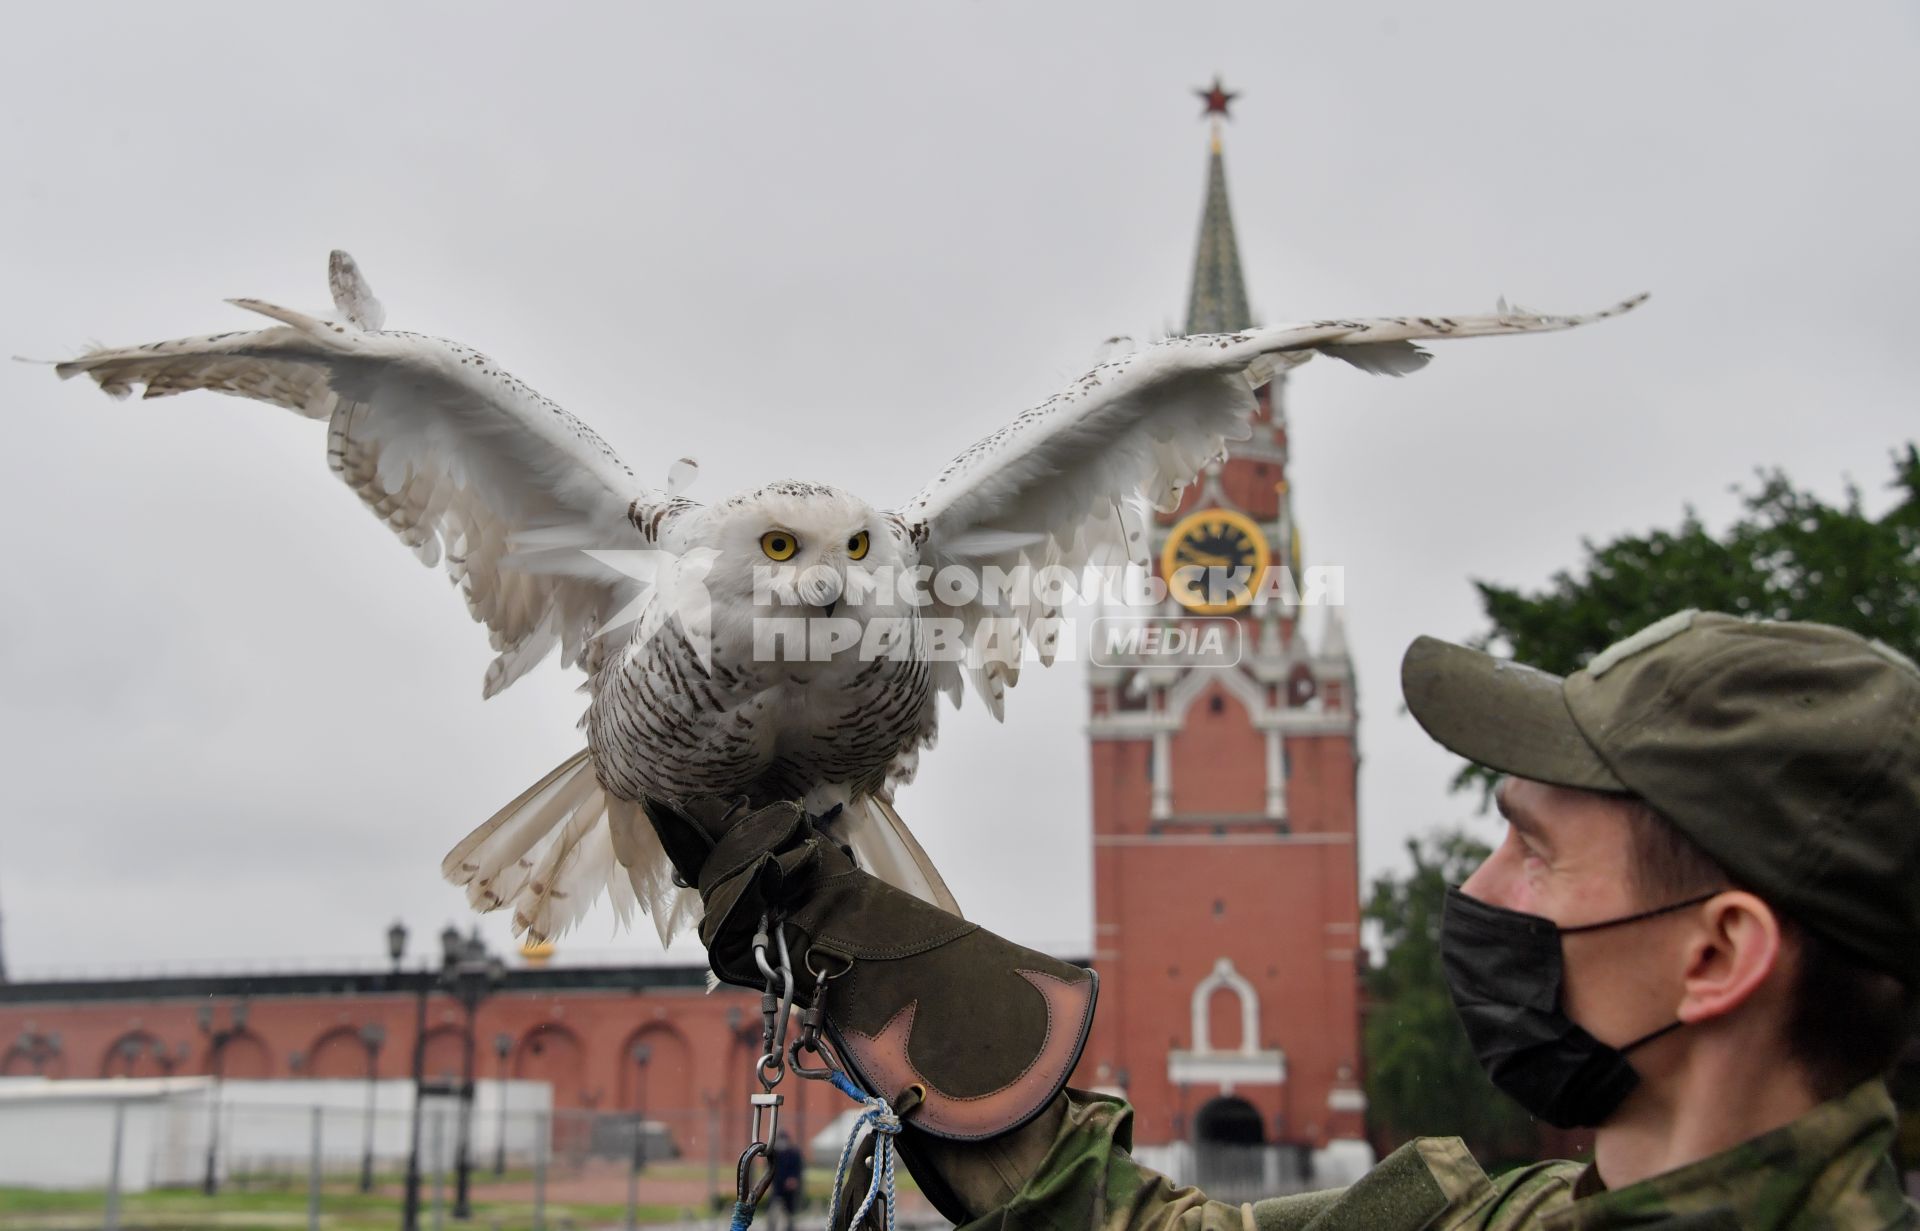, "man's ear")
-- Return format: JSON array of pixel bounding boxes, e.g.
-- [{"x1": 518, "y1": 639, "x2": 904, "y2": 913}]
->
[{"x1": 1676, "y1": 890, "x2": 1785, "y2": 1024}]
